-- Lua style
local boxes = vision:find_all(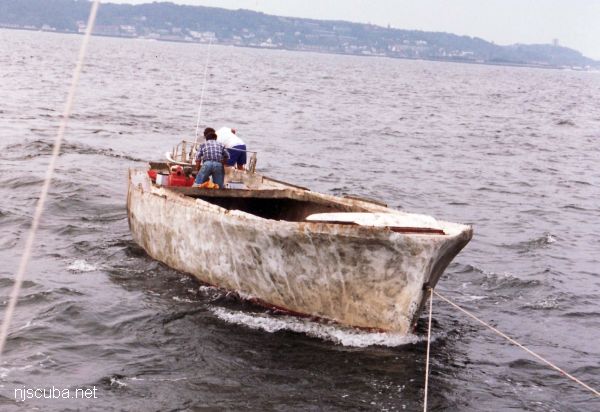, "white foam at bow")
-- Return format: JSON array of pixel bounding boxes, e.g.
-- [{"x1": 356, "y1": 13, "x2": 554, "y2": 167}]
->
[{"x1": 210, "y1": 307, "x2": 424, "y2": 348}]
